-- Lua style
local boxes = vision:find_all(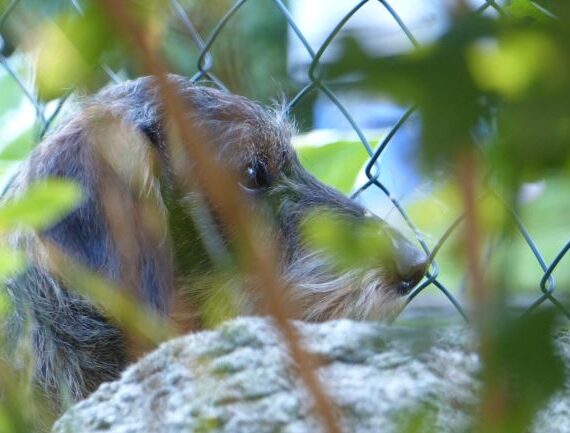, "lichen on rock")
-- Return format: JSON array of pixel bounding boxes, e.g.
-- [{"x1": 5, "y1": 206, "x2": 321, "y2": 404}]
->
[{"x1": 52, "y1": 318, "x2": 570, "y2": 433}]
